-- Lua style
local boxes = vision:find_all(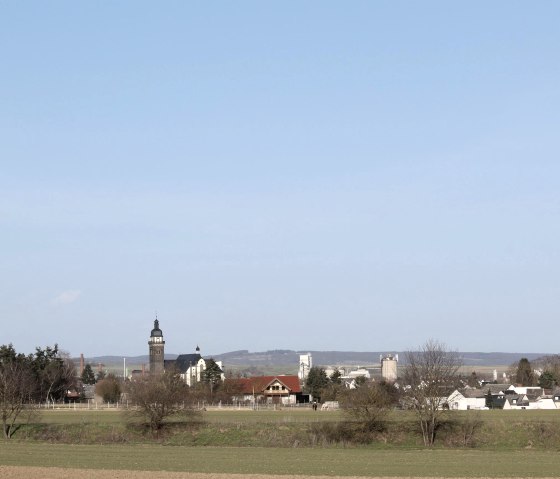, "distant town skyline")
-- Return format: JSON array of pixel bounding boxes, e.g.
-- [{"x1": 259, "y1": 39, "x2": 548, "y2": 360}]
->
[{"x1": 2, "y1": 2, "x2": 559, "y2": 357}]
